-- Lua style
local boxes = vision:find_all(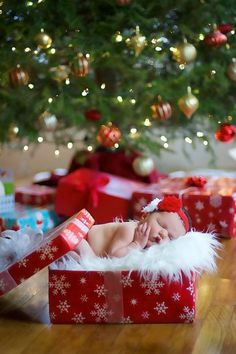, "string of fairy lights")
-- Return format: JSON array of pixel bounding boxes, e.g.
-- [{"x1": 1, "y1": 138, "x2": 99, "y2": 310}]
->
[{"x1": 1, "y1": 0, "x2": 236, "y2": 162}]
